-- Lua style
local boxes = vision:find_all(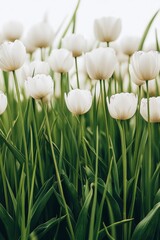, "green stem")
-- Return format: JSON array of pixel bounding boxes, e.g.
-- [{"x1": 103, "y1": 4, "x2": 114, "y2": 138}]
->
[
  {"x1": 146, "y1": 80, "x2": 151, "y2": 212},
  {"x1": 31, "y1": 99, "x2": 44, "y2": 184},
  {"x1": 75, "y1": 57, "x2": 80, "y2": 88},
  {"x1": 88, "y1": 126, "x2": 99, "y2": 240},
  {"x1": 80, "y1": 115, "x2": 87, "y2": 166},
  {"x1": 117, "y1": 120, "x2": 127, "y2": 240},
  {"x1": 13, "y1": 71, "x2": 30, "y2": 197},
  {"x1": 43, "y1": 103, "x2": 75, "y2": 240},
  {"x1": 100, "y1": 80, "x2": 110, "y2": 163}
]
